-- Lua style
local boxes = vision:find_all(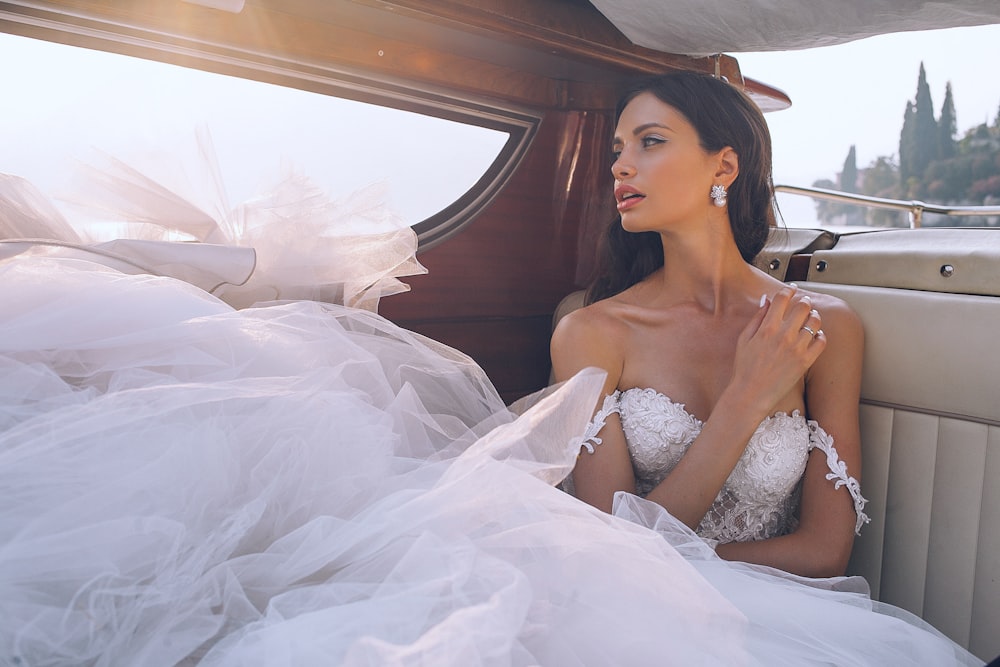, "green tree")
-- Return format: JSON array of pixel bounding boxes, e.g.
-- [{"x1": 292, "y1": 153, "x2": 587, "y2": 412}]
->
[
  {"x1": 899, "y1": 101, "x2": 917, "y2": 186},
  {"x1": 912, "y1": 63, "x2": 939, "y2": 190},
  {"x1": 840, "y1": 145, "x2": 858, "y2": 192},
  {"x1": 861, "y1": 156, "x2": 898, "y2": 197},
  {"x1": 838, "y1": 145, "x2": 864, "y2": 224},
  {"x1": 860, "y1": 156, "x2": 904, "y2": 226},
  {"x1": 938, "y1": 82, "x2": 957, "y2": 160},
  {"x1": 923, "y1": 157, "x2": 965, "y2": 202}
]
